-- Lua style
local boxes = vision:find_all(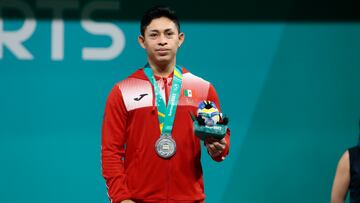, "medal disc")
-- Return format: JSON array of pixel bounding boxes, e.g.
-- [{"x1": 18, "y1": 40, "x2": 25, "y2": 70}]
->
[{"x1": 155, "y1": 134, "x2": 176, "y2": 158}]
